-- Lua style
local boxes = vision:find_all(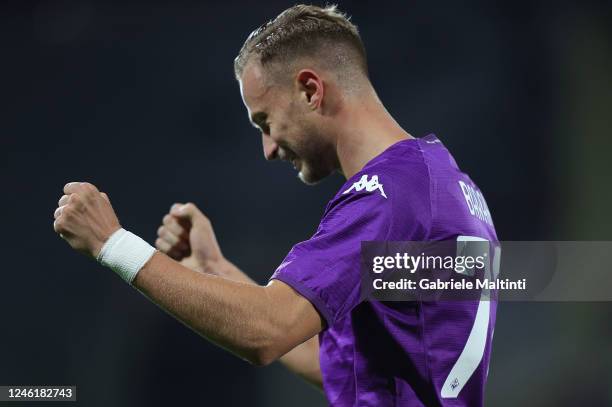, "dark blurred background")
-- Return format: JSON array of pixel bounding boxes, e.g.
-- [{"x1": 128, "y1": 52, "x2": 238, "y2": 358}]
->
[{"x1": 1, "y1": 0, "x2": 611, "y2": 406}]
